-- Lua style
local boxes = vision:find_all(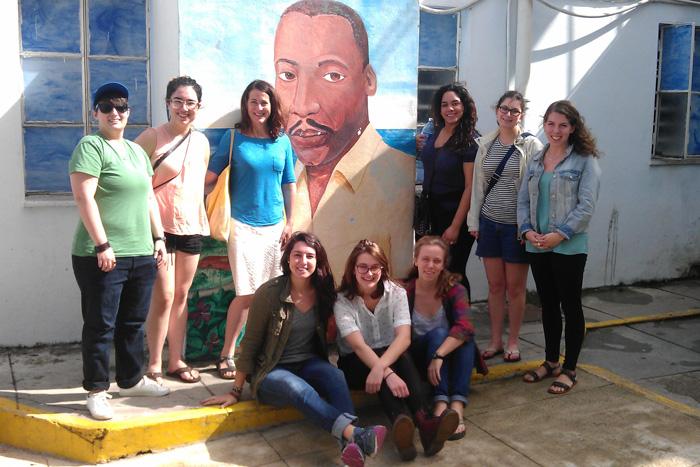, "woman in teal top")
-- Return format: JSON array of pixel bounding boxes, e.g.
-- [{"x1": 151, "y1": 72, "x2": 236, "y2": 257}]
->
[
  {"x1": 517, "y1": 100, "x2": 601, "y2": 395},
  {"x1": 206, "y1": 80, "x2": 297, "y2": 379},
  {"x1": 70, "y1": 82, "x2": 169, "y2": 420}
]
